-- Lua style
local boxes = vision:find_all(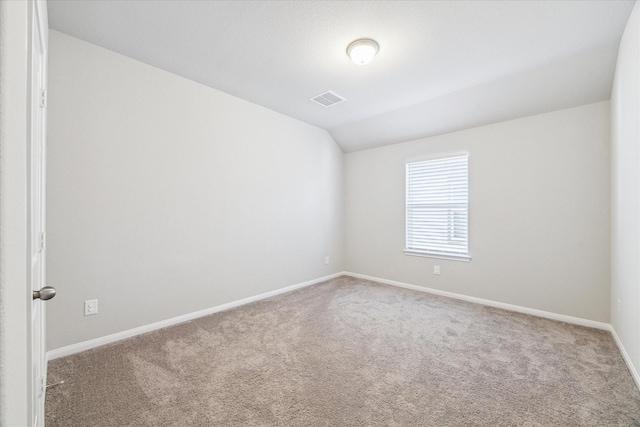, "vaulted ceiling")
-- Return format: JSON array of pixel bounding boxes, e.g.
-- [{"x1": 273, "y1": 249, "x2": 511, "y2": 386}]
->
[{"x1": 48, "y1": 0, "x2": 635, "y2": 152}]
